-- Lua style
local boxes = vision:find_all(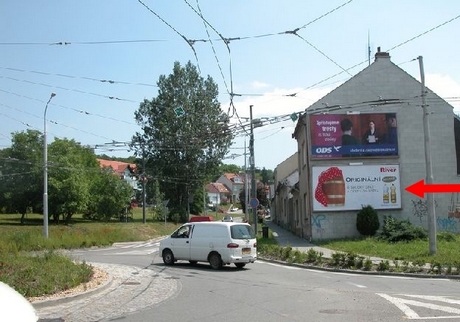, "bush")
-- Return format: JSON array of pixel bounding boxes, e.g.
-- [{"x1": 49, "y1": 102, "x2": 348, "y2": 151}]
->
[
  {"x1": 356, "y1": 205, "x2": 380, "y2": 236},
  {"x1": 437, "y1": 232, "x2": 457, "y2": 242},
  {"x1": 306, "y1": 248, "x2": 319, "y2": 263},
  {"x1": 377, "y1": 216, "x2": 428, "y2": 243},
  {"x1": 377, "y1": 260, "x2": 390, "y2": 271}
]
